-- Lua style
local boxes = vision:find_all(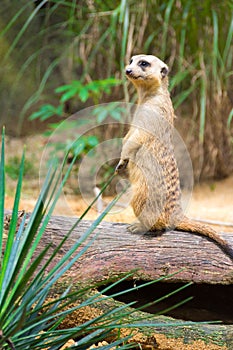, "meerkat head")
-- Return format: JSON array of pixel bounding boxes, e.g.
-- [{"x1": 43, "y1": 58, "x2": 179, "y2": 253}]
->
[{"x1": 125, "y1": 54, "x2": 169, "y2": 90}]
